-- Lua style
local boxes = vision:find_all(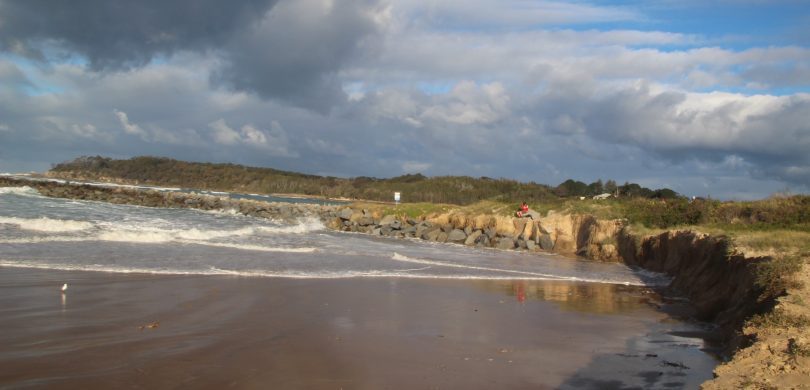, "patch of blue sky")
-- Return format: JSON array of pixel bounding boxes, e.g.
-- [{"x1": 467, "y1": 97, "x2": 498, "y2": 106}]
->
[
  {"x1": 554, "y1": 1, "x2": 808, "y2": 51},
  {"x1": 1, "y1": 54, "x2": 67, "y2": 96},
  {"x1": 417, "y1": 82, "x2": 453, "y2": 95},
  {"x1": 693, "y1": 85, "x2": 810, "y2": 97}
]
